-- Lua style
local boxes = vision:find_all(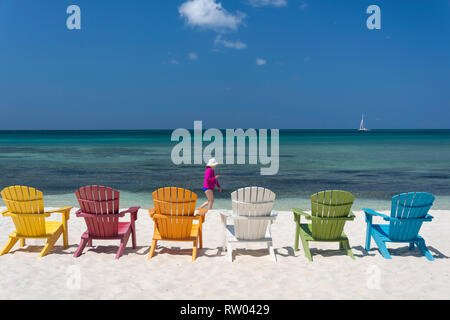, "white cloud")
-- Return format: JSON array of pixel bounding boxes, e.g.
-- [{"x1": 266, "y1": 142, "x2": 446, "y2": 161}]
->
[
  {"x1": 299, "y1": 1, "x2": 308, "y2": 10},
  {"x1": 256, "y1": 58, "x2": 267, "y2": 66},
  {"x1": 169, "y1": 59, "x2": 180, "y2": 65},
  {"x1": 247, "y1": 0, "x2": 287, "y2": 7},
  {"x1": 179, "y1": 0, "x2": 246, "y2": 32},
  {"x1": 188, "y1": 52, "x2": 198, "y2": 60},
  {"x1": 214, "y1": 35, "x2": 247, "y2": 50}
]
